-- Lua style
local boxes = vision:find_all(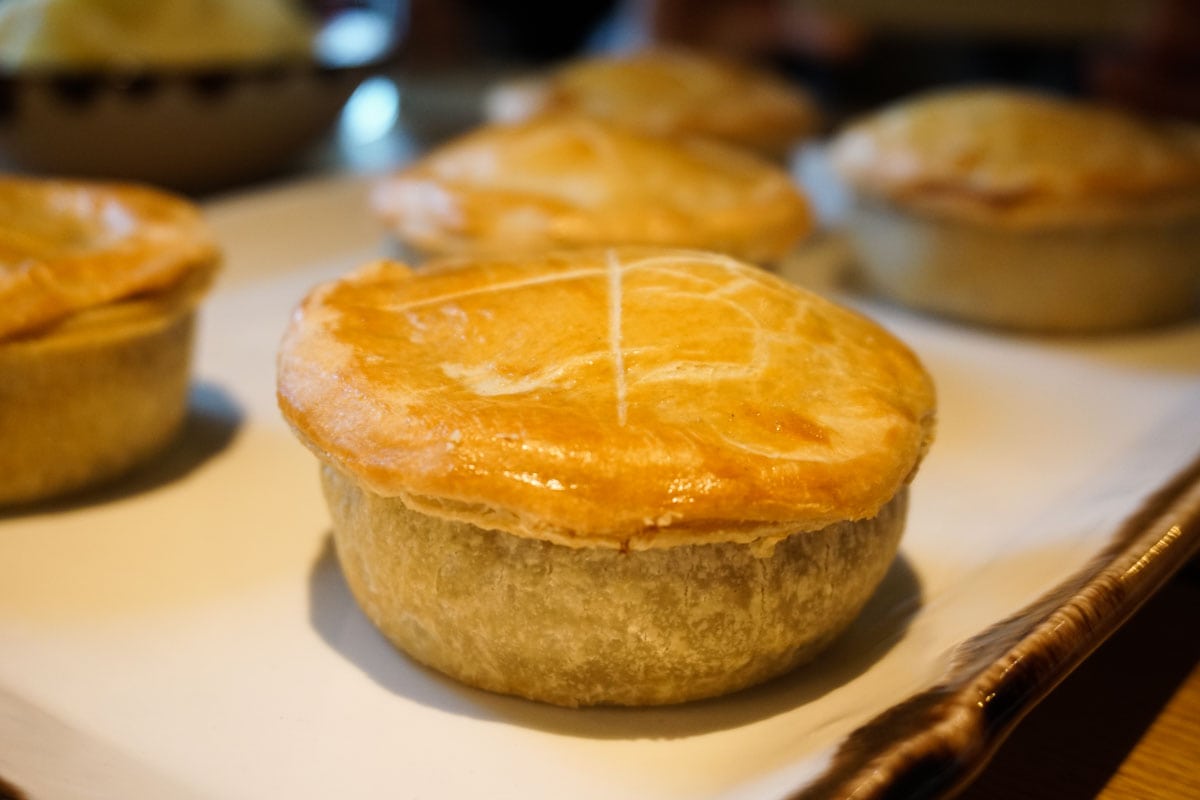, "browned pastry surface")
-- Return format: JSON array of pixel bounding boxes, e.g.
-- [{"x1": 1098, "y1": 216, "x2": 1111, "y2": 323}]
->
[
  {"x1": 0, "y1": 176, "x2": 219, "y2": 340},
  {"x1": 278, "y1": 247, "x2": 936, "y2": 549},
  {"x1": 372, "y1": 117, "x2": 812, "y2": 263},
  {"x1": 486, "y1": 47, "x2": 819, "y2": 157},
  {"x1": 830, "y1": 87, "x2": 1200, "y2": 227}
]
